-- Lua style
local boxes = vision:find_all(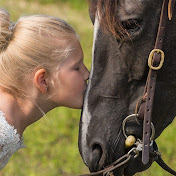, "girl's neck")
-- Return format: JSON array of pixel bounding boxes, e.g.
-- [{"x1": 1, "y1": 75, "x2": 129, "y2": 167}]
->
[{"x1": 0, "y1": 90, "x2": 49, "y2": 137}]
